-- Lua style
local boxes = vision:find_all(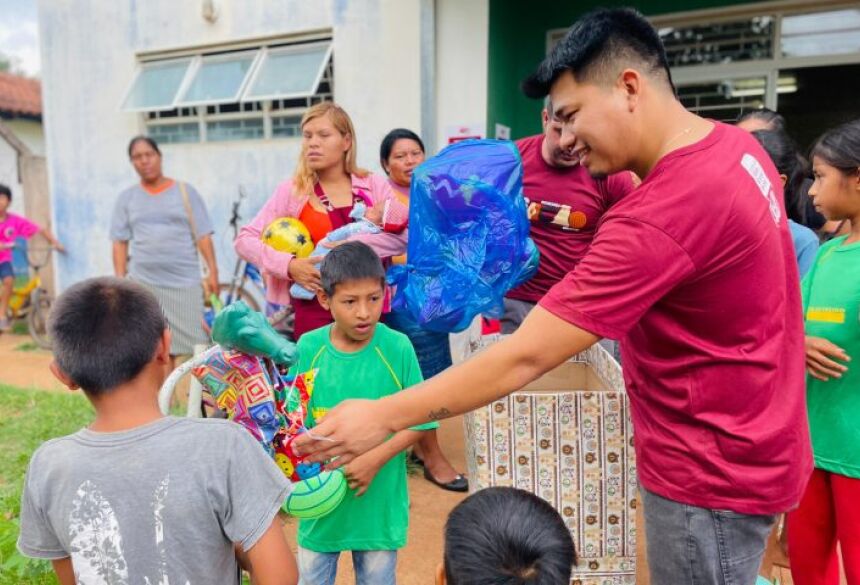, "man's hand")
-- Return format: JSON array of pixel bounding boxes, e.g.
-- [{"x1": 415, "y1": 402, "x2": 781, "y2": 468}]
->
[
  {"x1": 296, "y1": 399, "x2": 392, "y2": 467},
  {"x1": 805, "y1": 335, "x2": 850, "y2": 381},
  {"x1": 343, "y1": 451, "x2": 384, "y2": 496}
]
